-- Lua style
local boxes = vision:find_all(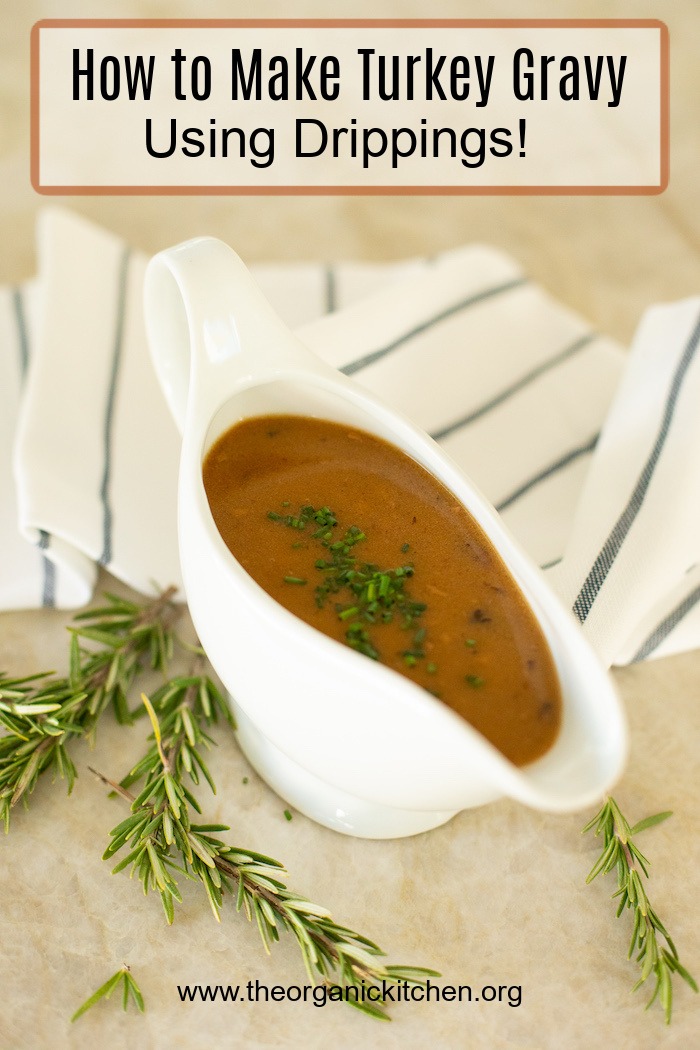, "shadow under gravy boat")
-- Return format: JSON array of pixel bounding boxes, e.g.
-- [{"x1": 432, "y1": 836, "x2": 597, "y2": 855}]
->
[{"x1": 144, "y1": 237, "x2": 627, "y2": 839}]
